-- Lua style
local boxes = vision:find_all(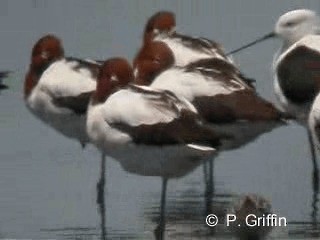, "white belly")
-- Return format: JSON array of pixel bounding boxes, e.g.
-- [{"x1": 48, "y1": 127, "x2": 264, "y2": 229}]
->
[
  {"x1": 106, "y1": 144, "x2": 216, "y2": 179},
  {"x1": 26, "y1": 90, "x2": 89, "y2": 144}
]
